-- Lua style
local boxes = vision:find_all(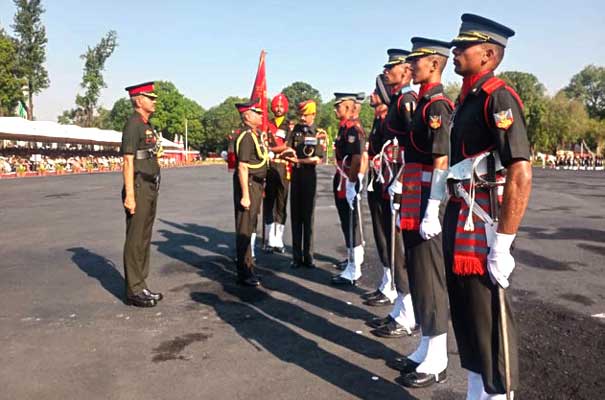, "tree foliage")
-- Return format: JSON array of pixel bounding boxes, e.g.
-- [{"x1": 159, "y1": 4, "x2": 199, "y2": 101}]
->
[
  {"x1": 564, "y1": 65, "x2": 605, "y2": 120},
  {"x1": 201, "y1": 96, "x2": 247, "y2": 153},
  {"x1": 106, "y1": 97, "x2": 133, "y2": 131},
  {"x1": 443, "y1": 81, "x2": 461, "y2": 102},
  {"x1": 498, "y1": 71, "x2": 547, "y2": 152},
  {"x1": 149, "y1": 81, "x2": 205, "y2": 148},
  {"x1": 12, "y1": 0, "x2": 49, "y2": 120},
  {"x1": 0, "y1": 28, "x2": 25, "y2": 116},
  {"x1": 75, "y1": 30, "x2": 118, "y2": 127},
  {"x1": 280, "y1": 81, "x2": 322, "y2": 121}
]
